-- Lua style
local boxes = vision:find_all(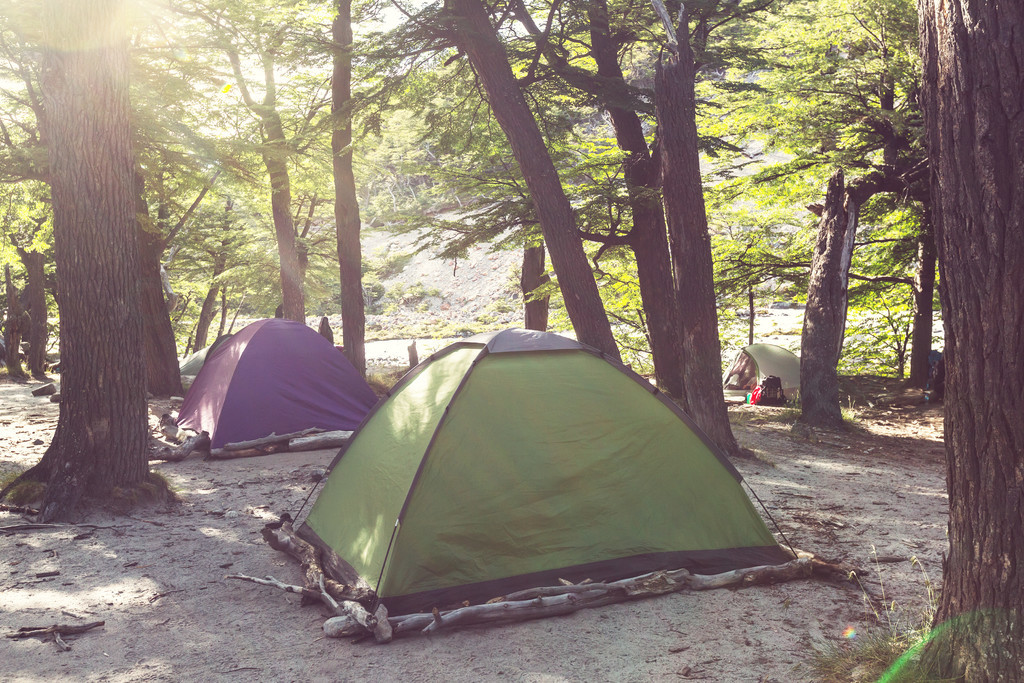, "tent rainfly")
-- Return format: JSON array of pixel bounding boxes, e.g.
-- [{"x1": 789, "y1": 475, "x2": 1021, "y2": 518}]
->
[
  {"x1": 176, "y1": 319, "x2": 378, "y2": 449},
  {"x1": 723, "y1": 343, "x2": 801, "y2": 401},
  {"x1": 298, "y1": 329, "x2": 791, "y2": 615}
]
